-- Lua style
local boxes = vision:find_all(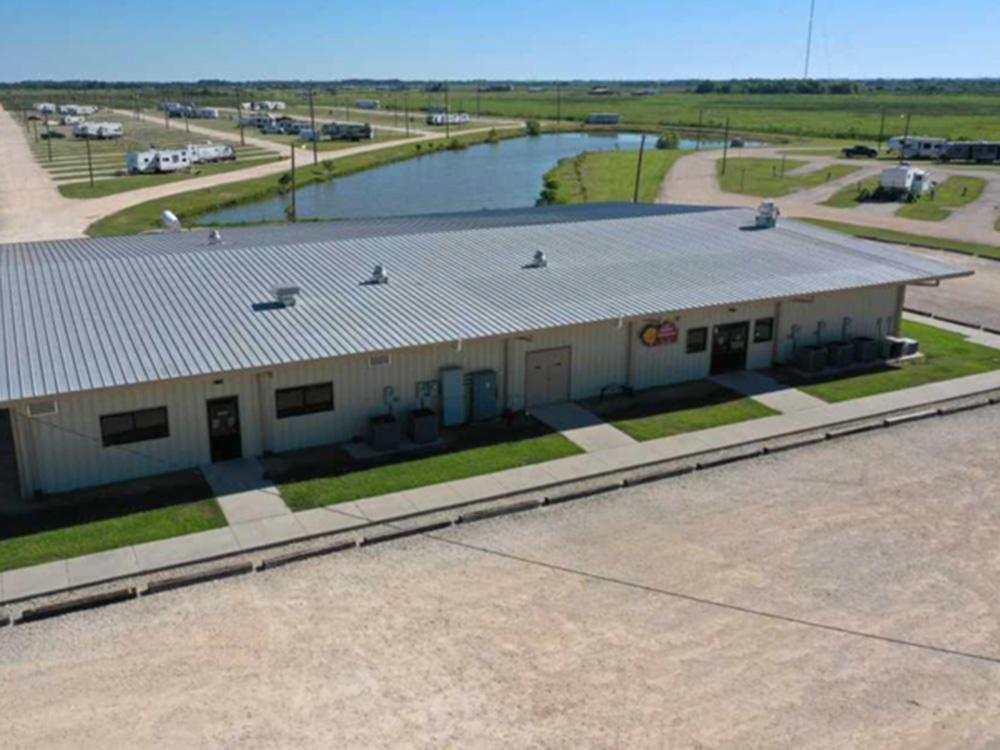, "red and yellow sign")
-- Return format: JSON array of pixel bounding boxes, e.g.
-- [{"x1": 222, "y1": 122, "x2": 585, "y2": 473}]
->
[{"x1": 639, "y1": 321, "x2": 679, "y2": 347}]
